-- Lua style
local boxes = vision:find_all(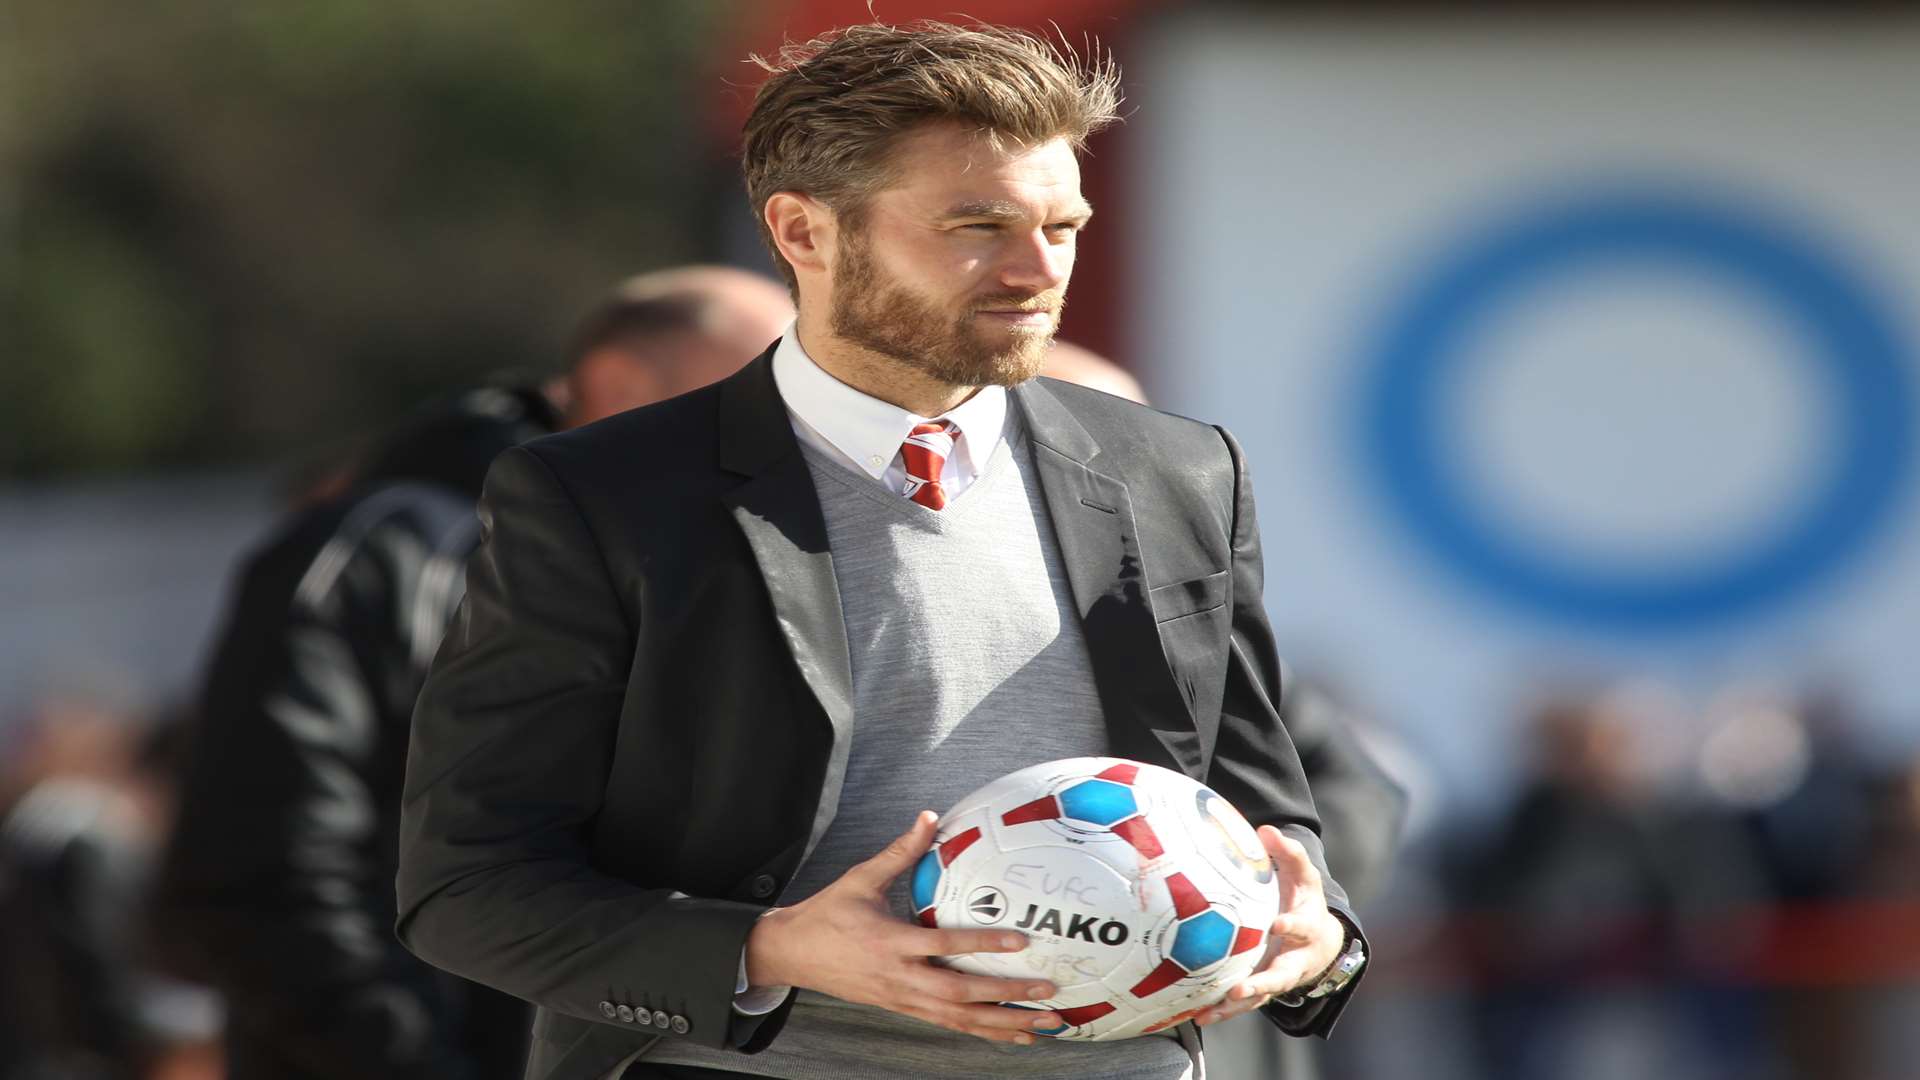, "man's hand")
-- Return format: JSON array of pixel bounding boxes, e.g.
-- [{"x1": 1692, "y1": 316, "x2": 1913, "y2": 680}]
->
[
  {"x1": 1194, "y1": 825, "x2": 1345, "y2": 1027},
  {"x1": 745, "y1": 811, "x2": 1064, "y2": 1044}
]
